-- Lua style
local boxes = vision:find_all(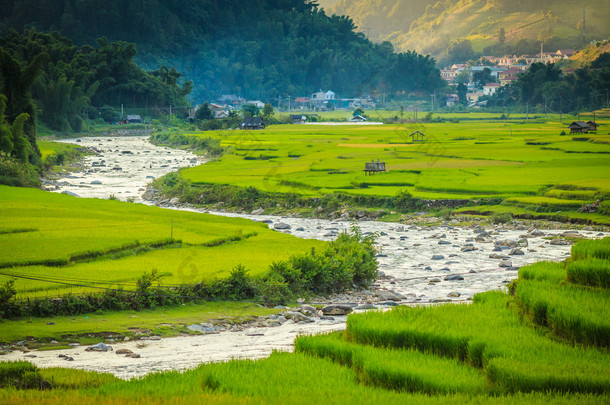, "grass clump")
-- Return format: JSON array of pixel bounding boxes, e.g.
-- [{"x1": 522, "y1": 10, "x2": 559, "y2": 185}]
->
[{"x1": 567, "y1": 259, "x2": 610, "y2": 288}]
